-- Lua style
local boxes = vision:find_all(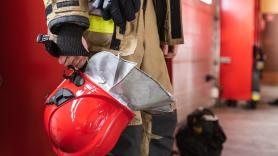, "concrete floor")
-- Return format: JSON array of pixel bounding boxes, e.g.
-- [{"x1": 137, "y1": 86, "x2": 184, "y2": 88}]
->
[
  {"x1": 214, "y1": 84, "x2": 278, "y2": 156},
  {"x1": 215, "y1": 85, "x2": 278, "y2": 156},
  {"x1": 174, "y1": 85, "x2": 278, "y2": 156},
  {"x1": 214, "y1": 105, "x2": 278, "y2": 156}
]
